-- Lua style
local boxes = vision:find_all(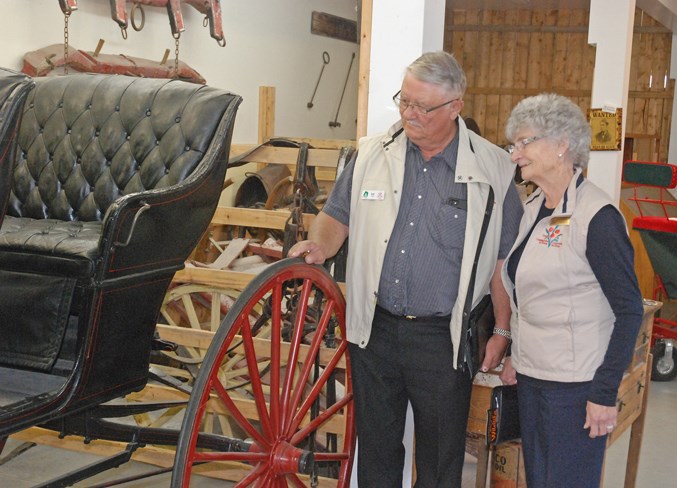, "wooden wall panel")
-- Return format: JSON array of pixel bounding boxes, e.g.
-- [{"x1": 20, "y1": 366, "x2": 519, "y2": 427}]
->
[{"x1": 444, "y1": 7, "x2": 673, "y2": 161}]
